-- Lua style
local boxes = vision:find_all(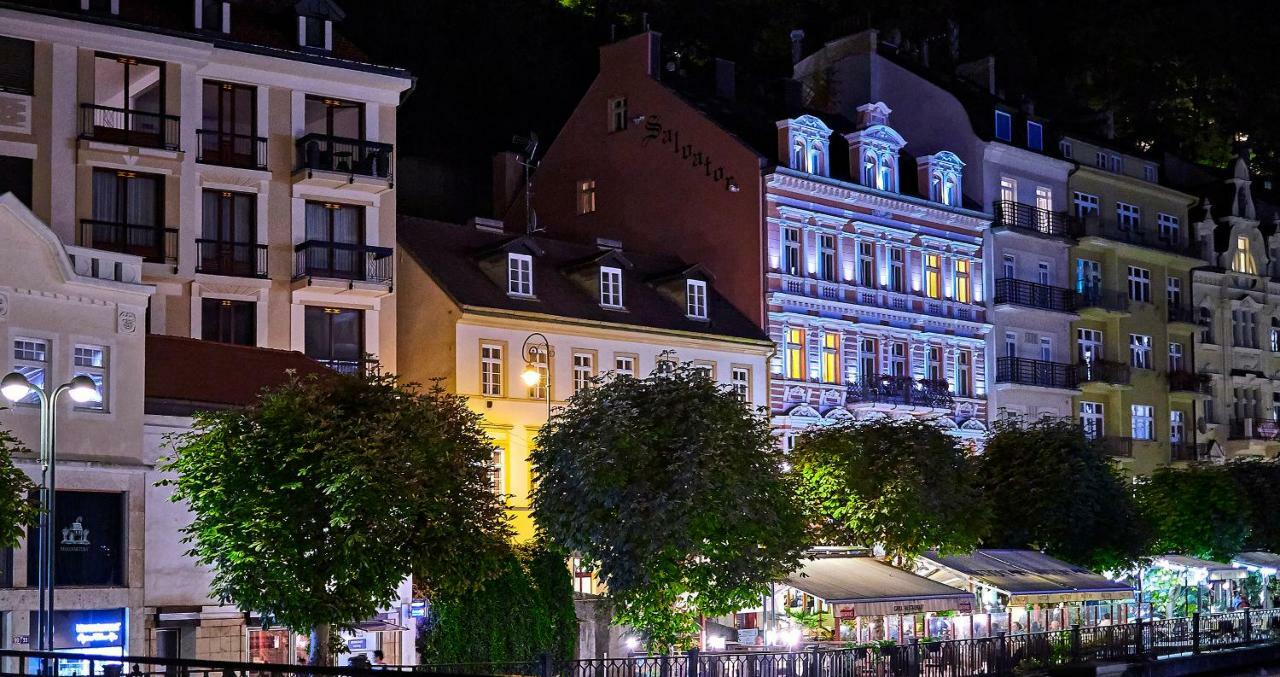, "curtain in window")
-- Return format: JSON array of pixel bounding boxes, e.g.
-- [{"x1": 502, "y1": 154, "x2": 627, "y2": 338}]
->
[
  {"x1": 201, "y1": 190, "x2": 220, "y2": 239},
  {"x1": 305, "y1": 201, "x2": 330, "y2": 240},
  {"x1": 125, "y1": 175, "x2": 157, "y2": 226},
  {"x1": 232, "y1": 194, "x2": 253, "y2": 243},
  {"x1": 91, "y1": 171, "x2": 118, "y2": 222}
]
